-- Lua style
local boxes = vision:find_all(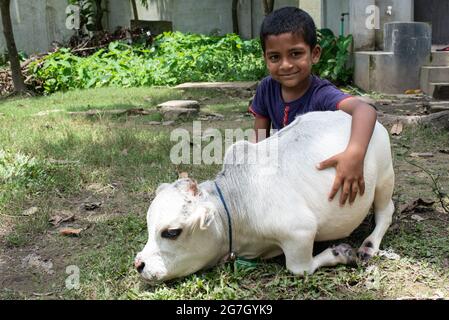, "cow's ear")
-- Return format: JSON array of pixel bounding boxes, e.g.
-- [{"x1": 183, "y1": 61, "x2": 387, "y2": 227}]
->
[
  {"x1": 156, "y1": 183, "x2": 171, "y2": 195},
  {"x1": 175, "y1": 178, "x2": 200, "y2": 197},
  {"x1": 189, "y1": 202, "x2": 216, "y2": 231},
  {"x1": 187, "y1": 178, "x2": 199, "y2": 196}
]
